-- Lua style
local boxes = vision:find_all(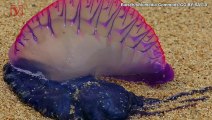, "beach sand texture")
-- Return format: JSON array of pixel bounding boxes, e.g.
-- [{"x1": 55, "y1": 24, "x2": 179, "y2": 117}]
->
[{"x1": 0, "y1": 0, "x2": 211, "y2": 120}]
